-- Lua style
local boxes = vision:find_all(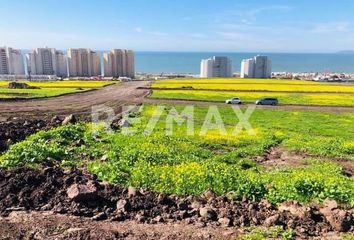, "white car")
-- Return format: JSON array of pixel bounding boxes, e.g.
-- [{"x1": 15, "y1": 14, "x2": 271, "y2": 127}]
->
[{"x1": 225, "y1": 97, "x2": 242, "y2": 104}]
